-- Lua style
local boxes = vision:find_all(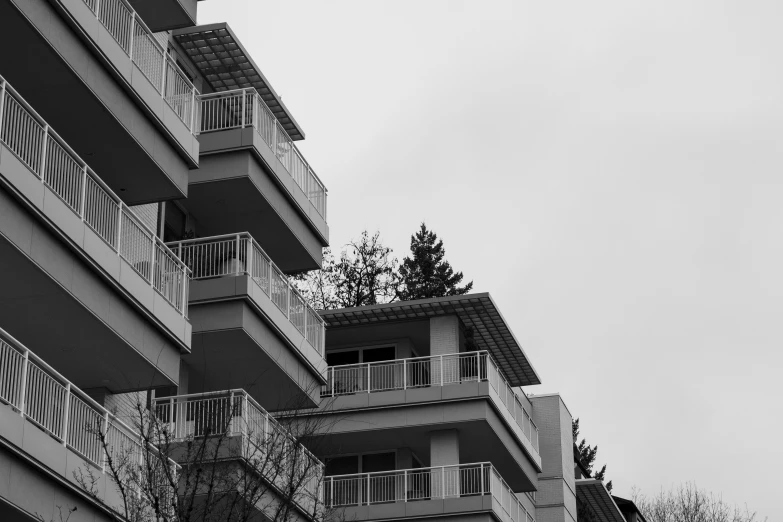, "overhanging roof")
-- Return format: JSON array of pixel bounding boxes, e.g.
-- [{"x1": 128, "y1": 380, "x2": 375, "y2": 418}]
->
[
  {"x1": 576, "y1": 479, "x2": 627, "y2": 522},
  {"x1": 320, "y1": 293, "x2": 541, "y2": 386},
  {"x1": 172, "y1": 23, "x2": 305, "y2": 140}
]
